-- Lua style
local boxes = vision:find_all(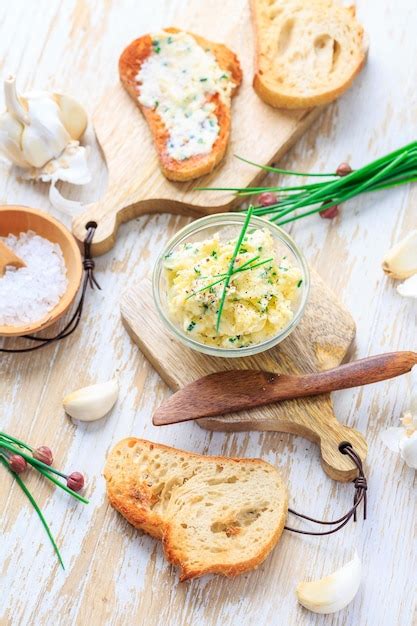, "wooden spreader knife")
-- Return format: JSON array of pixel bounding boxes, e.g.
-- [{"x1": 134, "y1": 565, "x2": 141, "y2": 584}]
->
[{"x1": 153, "y1": 351, "x2": 417, "y2": 426}]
